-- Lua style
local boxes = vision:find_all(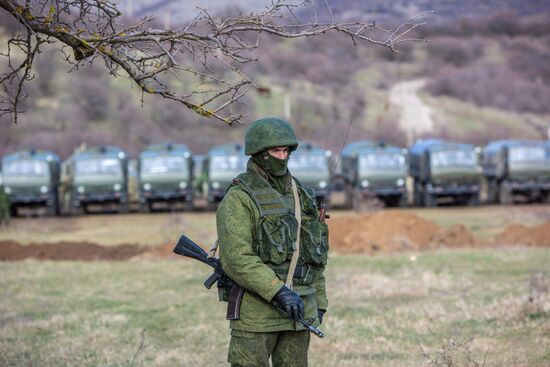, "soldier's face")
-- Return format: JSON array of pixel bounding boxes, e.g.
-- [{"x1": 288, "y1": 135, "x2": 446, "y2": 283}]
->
[{"x1": 267, "y1": 146, "x2": 290, "y2": 160}]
